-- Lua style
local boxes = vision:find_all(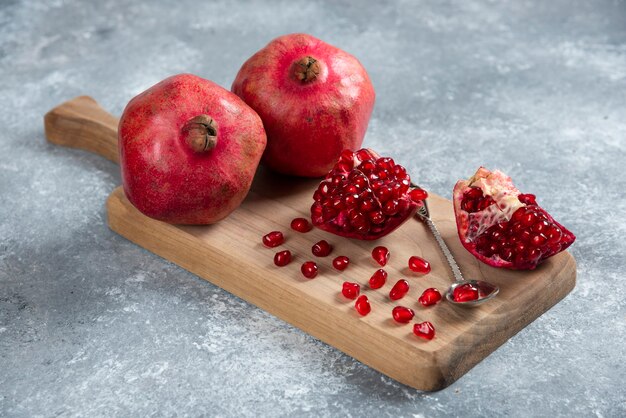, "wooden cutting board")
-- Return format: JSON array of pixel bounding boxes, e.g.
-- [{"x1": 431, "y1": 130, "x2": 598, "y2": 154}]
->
[{"x1": 44, "y1": 96, "x2": 576, "y2": 391}]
